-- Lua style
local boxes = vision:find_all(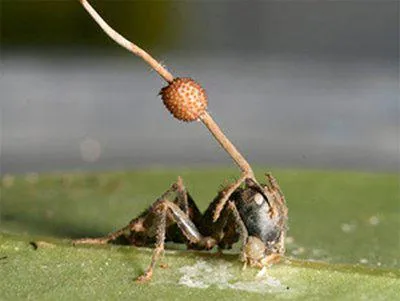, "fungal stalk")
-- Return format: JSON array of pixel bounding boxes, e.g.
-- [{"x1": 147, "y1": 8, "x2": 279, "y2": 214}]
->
[{"x1": 79, "y1": 0, "x2": 258, "y2": 220}]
